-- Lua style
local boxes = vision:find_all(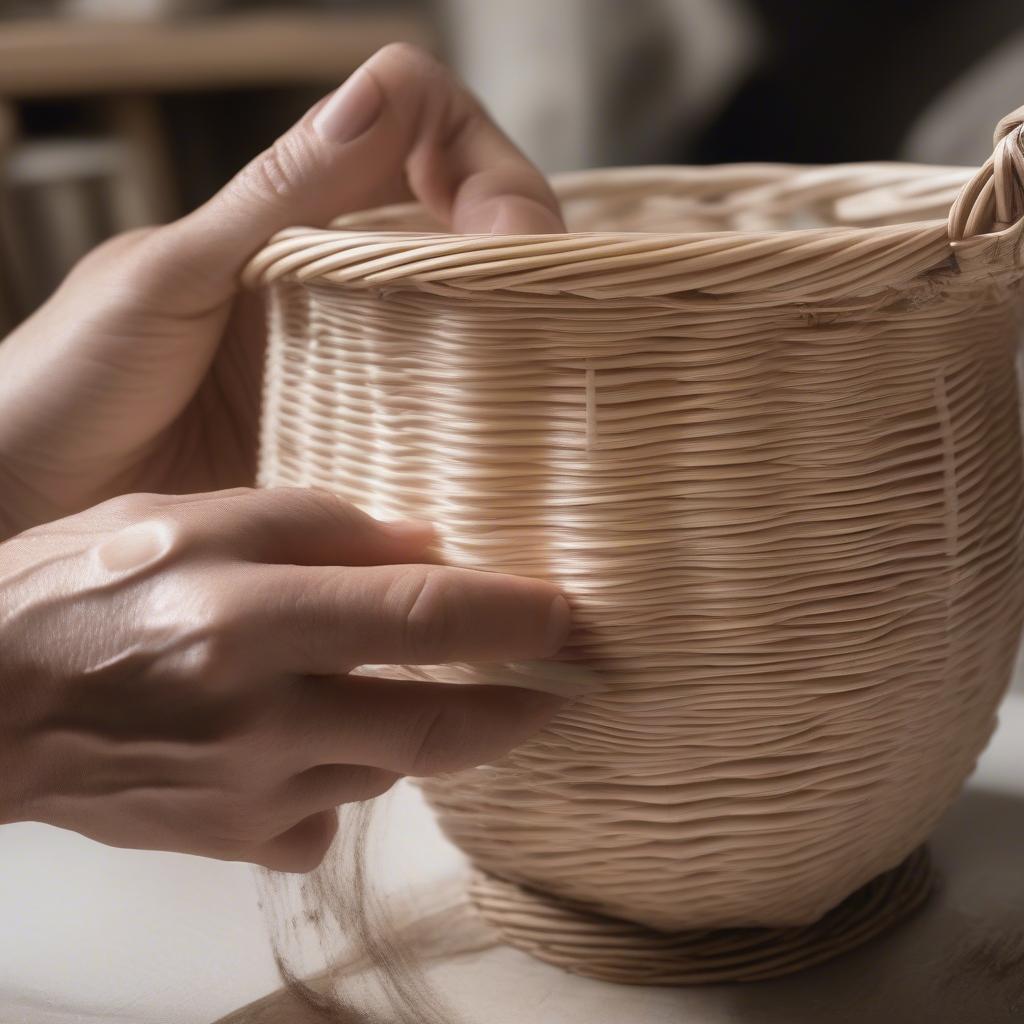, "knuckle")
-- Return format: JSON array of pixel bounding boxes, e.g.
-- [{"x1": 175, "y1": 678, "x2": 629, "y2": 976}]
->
[
  {"x1": 162, "y1": 584, "x2": 250, "y2": 687},
  {"x1": 93, "y1": 499, "x2": 207, "y2": 560},
  {"x1": 150, "y1": 569, "x2": 269, "y2": 699},
  {"x1": 182, "y1": 615, "x2": 242, "y2": 680},
  {"x1": 239, "y1": 131, "x2": 320, "y2": 204},
  {"x1": 106, "y1": 511, "x2": 205, "y2": 571},
  {"x1": 392, "y1": 569, "x2": 457, "y2": 663},
  {"x1": 158, "y1": 643, "x2": 233, "y2": 708},
  {"x1": 150, "y1": 513, "x2": 201, "y2": 558},
  {"x1": 96, "y1": 492, "x2": 164, "y2": 521}
]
